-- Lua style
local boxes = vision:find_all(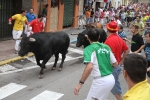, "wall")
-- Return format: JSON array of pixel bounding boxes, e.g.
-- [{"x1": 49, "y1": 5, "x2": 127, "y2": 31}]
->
[
  {"x1": 22, "y1": 0, "x2": 32, "y2": 11},
  {"x1": 50, "y1": 7, "x2": 58, "y2": 30},
  {"x1": 78, "y1": 0, "x2": 84, "y2": 15},
  {"x1": 113, "y1": 0, "x2": 122, "y2": 9}
]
